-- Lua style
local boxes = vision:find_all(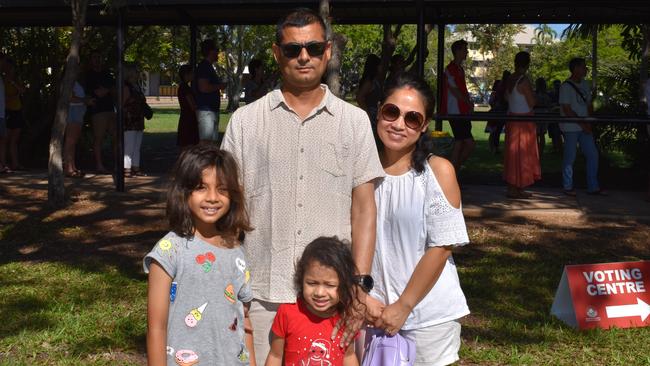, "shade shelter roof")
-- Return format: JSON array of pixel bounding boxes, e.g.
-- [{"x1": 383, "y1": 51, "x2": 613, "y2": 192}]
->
[{"x1": 1, "y1": 0, "x2": 649, "y2": 26}]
